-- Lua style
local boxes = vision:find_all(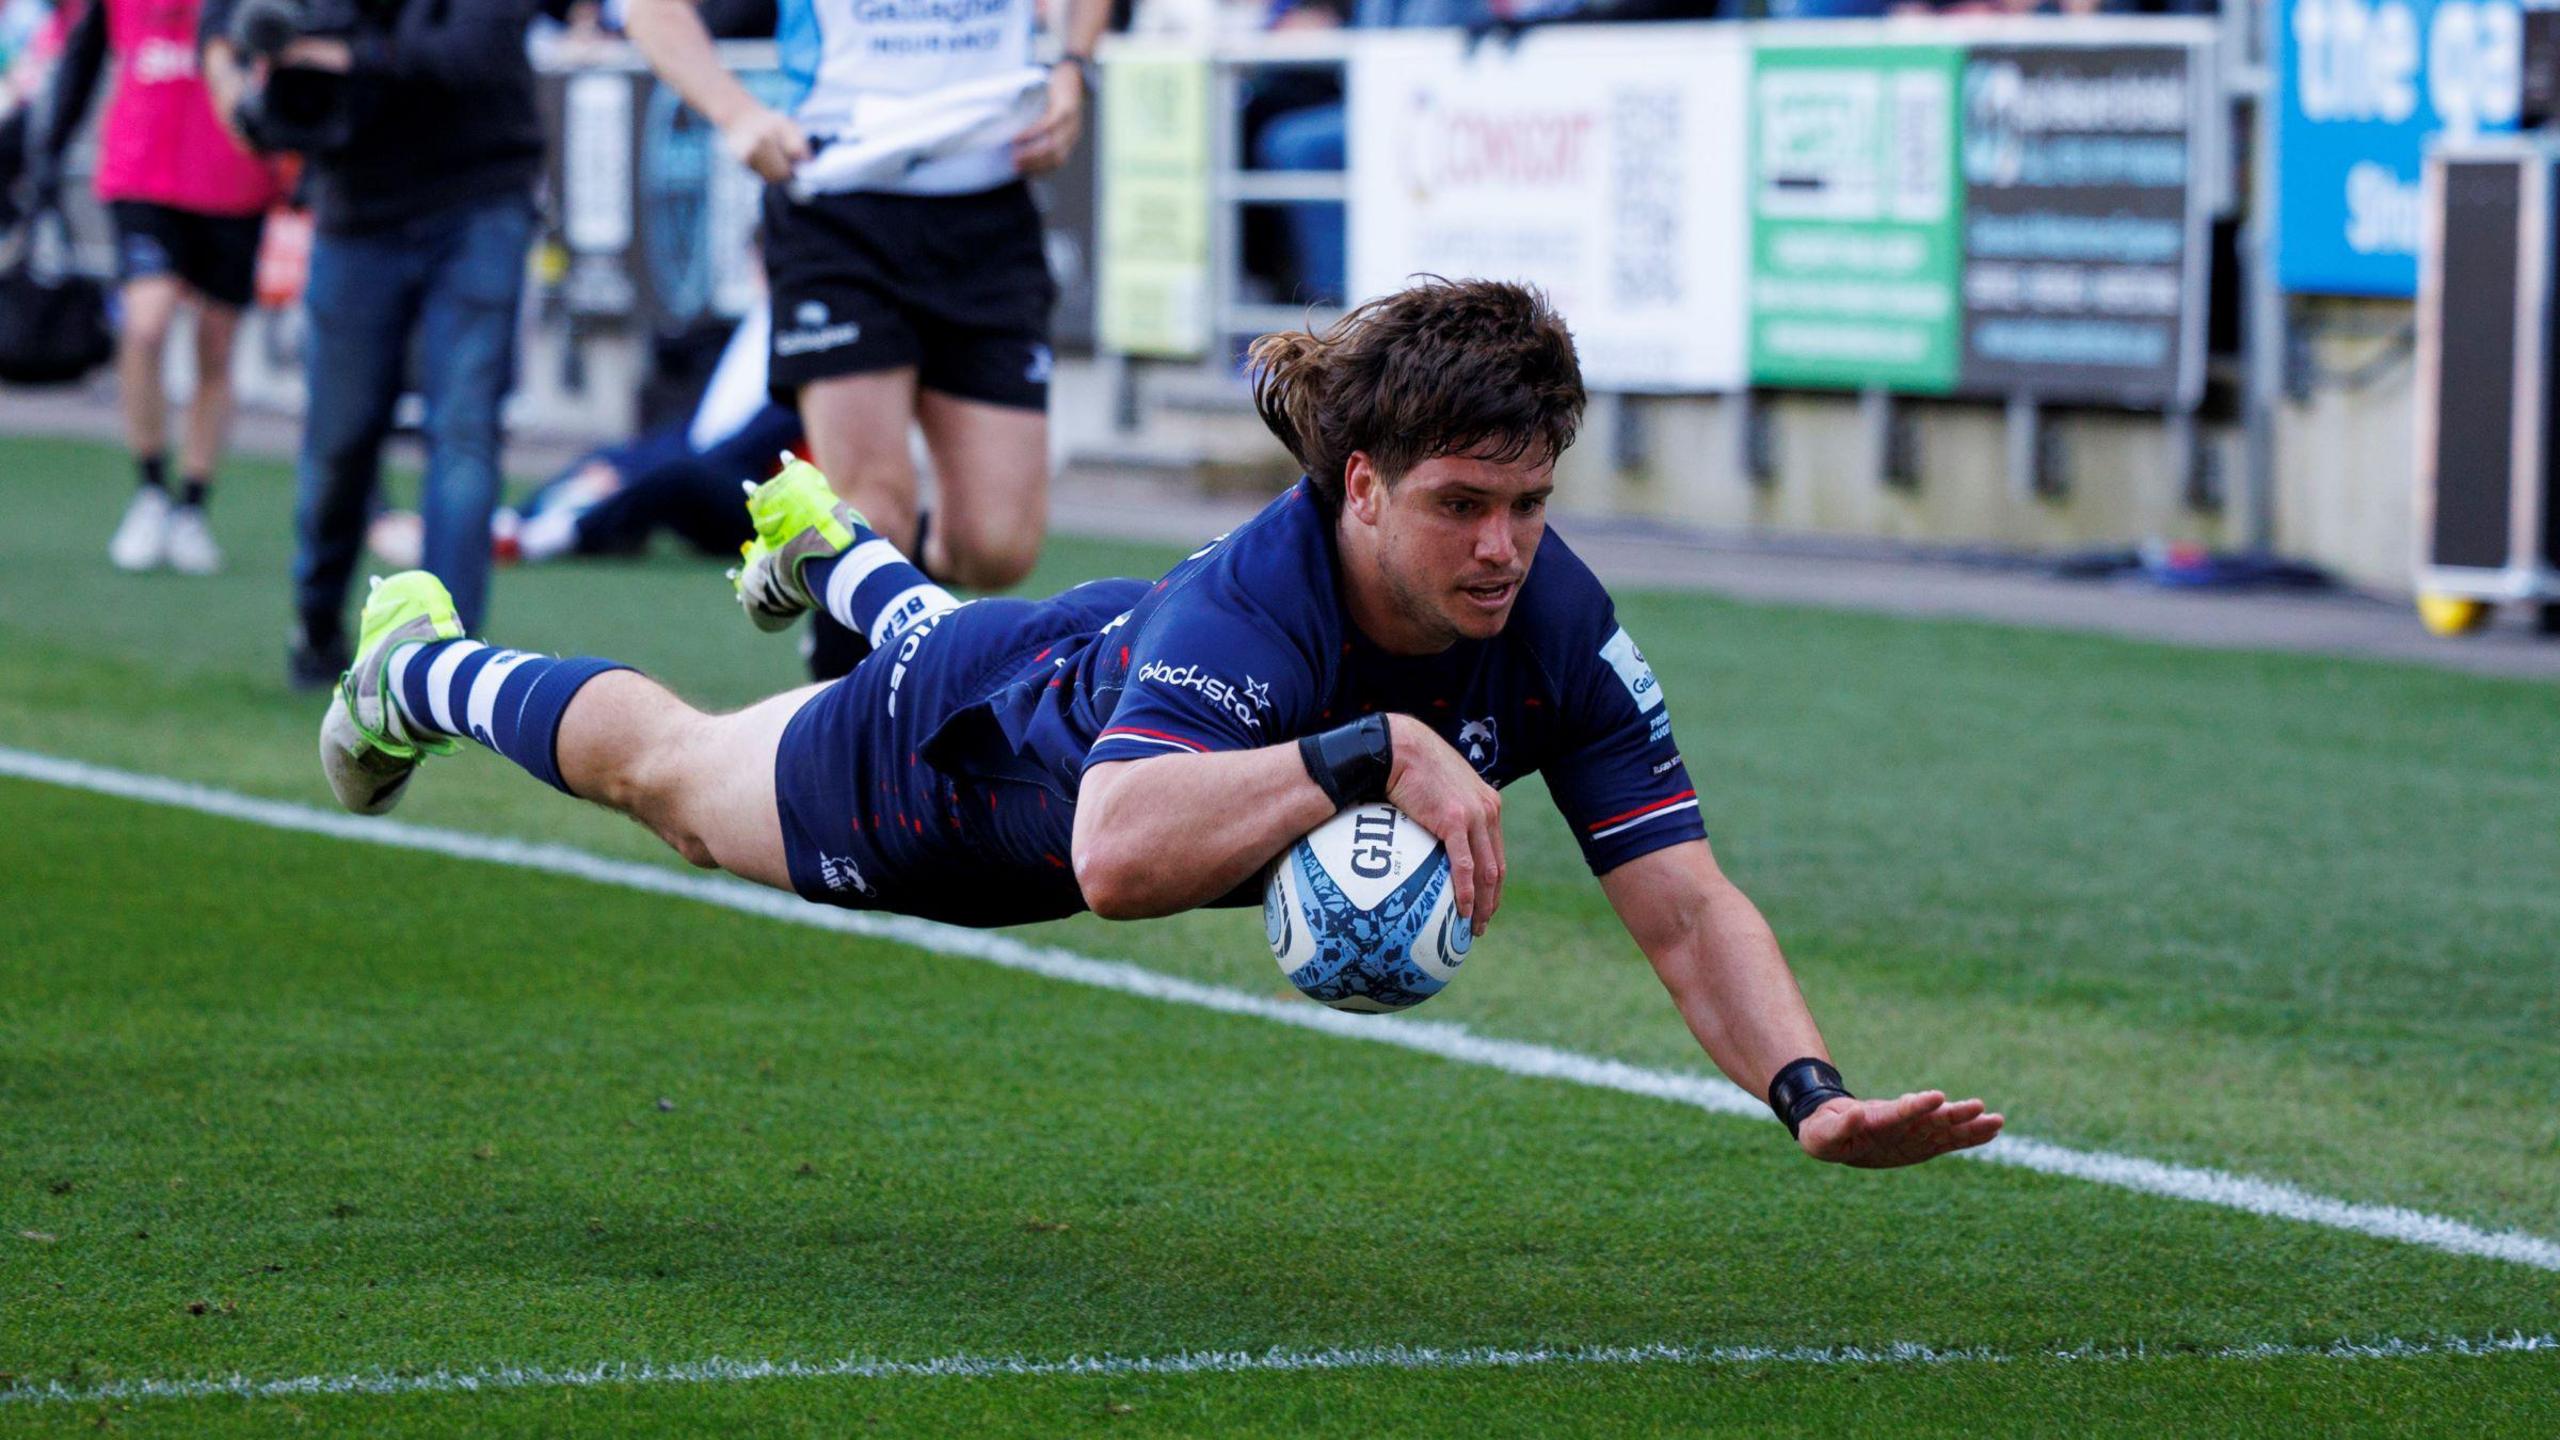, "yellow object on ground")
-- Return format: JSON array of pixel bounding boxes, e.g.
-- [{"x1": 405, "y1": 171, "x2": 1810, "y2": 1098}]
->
[{"x1": 2416, "y1": 593, "x2": 2492, "y2": 636}]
